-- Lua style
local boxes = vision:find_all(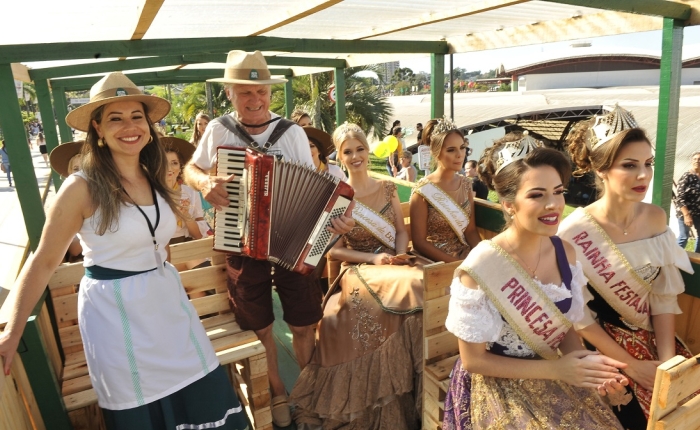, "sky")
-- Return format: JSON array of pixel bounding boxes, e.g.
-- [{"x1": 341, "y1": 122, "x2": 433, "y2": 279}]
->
[{"x1": 400, "y1": 26, "x2": 700, "y2": 75}]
